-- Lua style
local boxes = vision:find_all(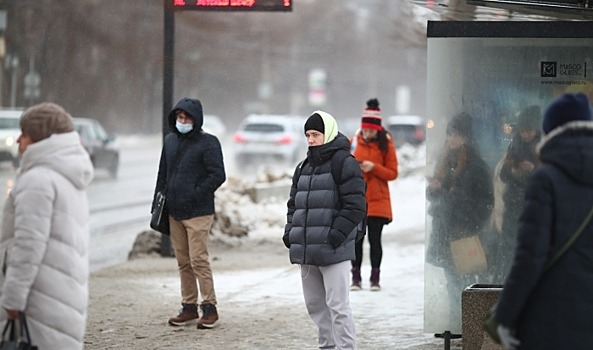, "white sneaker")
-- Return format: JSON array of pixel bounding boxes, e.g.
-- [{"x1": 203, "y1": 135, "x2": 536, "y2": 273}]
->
[{"x1": 350, "y1": 283, "x2": 362, "y2": 291}]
